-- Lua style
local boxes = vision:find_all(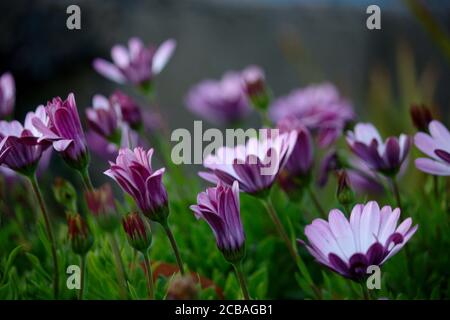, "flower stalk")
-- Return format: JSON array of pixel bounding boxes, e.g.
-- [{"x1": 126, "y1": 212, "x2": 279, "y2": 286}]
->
[
  {"x1": 161, "y1": 221, "x2": 185, "y2": 275},
  {"x1": 109, "y1": 234, "x2": 128, "y2": 299},
  {"x1": 232, "y1": 261, "x2": 250, "y2": 300},
  {"x1": 142, "y1": 252, "x2": 155, "y2": 299},
  {"x1": 29, "y1": 173, "x2": 59, "y2": 299},
  {"x1": 79, "y1": 254, "x2": 87, "y2": 300}
]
